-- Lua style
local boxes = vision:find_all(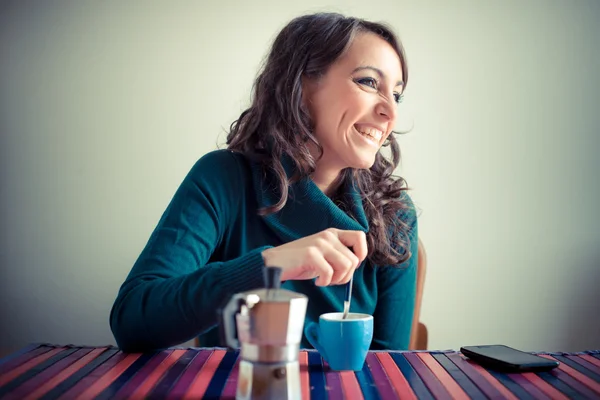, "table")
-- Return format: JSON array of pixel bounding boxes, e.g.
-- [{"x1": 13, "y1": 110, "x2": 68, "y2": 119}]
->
[{"x1": 0, "y1": 344, "x2": 599, "y2": 399}]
